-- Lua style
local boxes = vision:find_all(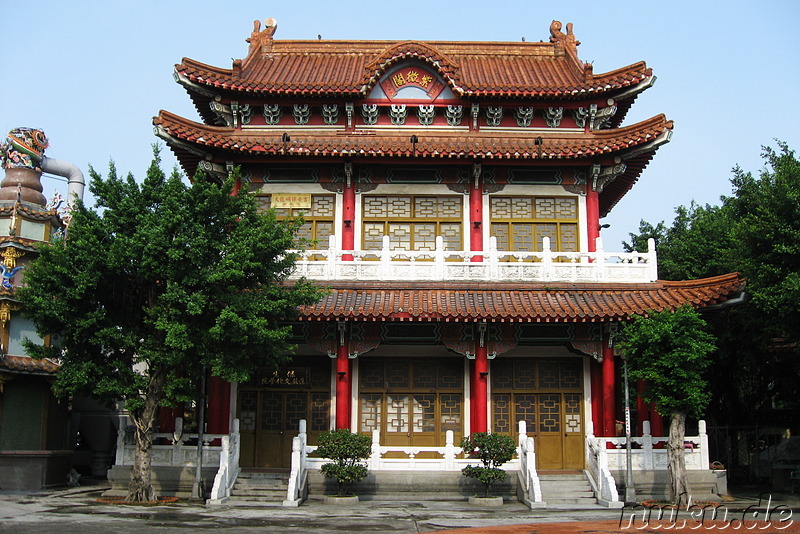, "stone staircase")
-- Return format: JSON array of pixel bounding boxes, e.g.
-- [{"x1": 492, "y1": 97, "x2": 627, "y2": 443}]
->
[
  {"x1": 226, "y1": 470, "x2": 289, "y2": 506},
  {"x1": 538, "y1": 472, "x2": 600, "y2": 508}
]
